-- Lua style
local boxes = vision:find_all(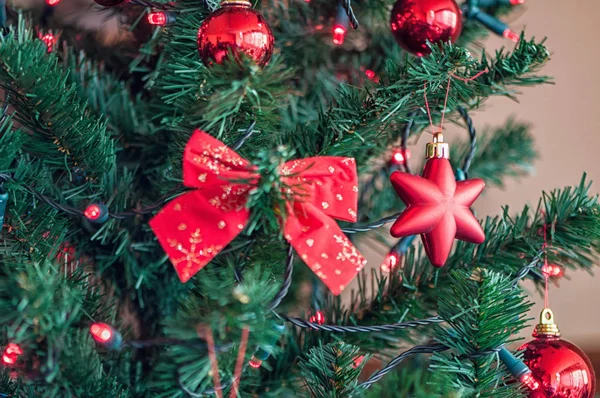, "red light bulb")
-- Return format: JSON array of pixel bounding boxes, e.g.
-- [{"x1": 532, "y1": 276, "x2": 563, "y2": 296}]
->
[
  {"x1": 84, "y1": 203, "x2": 109, "y2": 223},
  {"x1": 519, "y1": 372, "x2": 540, "y2": 391},
  {"x1": 390, "y1": 148, "x2": 411, "y2": 166},
  {"x1": 309, "y1": 311, "x2": 325, "y2": 325},
  {"x1": 148, "y1": 12, "x2": 167, "y2": 26},
  {"x1": 364, "y1": 69, "x2": 379, "y2": 83},
  {"x1": 39, "y1": 33, "x2": 55, "y2": 52},
  {"x1": 46, "y1": 0, "x2": 60, "y2": 5},
  {"x1": 85, "y1": 205, "x2": 101, "y2": 220},
  {"x1": 249, "y1": 356, "x2": 262, "y2": 368},
  {"x1": 352, "y1": 355, "x2": 364, "y2": 369},
  {"x1": 510, "y1": 0, "x2": 525, "y2": 4},
  {"x1": 90, "y1": 323, "x2": 113, "y2": 343},
  {"x1": 2, "y1": 343, "x2": 23, "y2": 365},
  {"x1": 541, "y1": 263, "x2": 563, "y2": 278},
  {"x1": 332, "y1": 25, "x2": 346, "y2": 45},
  {"x1": 381, "y1": 251, "x2": 400, "y2": 273},
  {"x1": 503, "y1": 29, "x2": 519, "y2": 42}
]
